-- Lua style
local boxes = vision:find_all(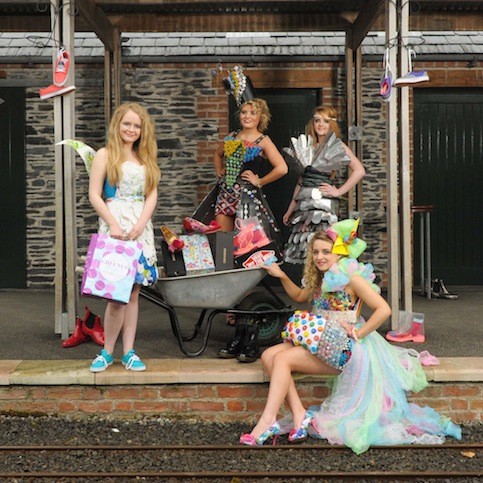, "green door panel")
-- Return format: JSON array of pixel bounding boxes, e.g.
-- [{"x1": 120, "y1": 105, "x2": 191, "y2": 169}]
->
[
  {"x1": 0, "y1": 88, "x2": 26, "y2": 288},
  {"x1": 414, "y1": 89, "x2": 483, "y2": 284}
]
